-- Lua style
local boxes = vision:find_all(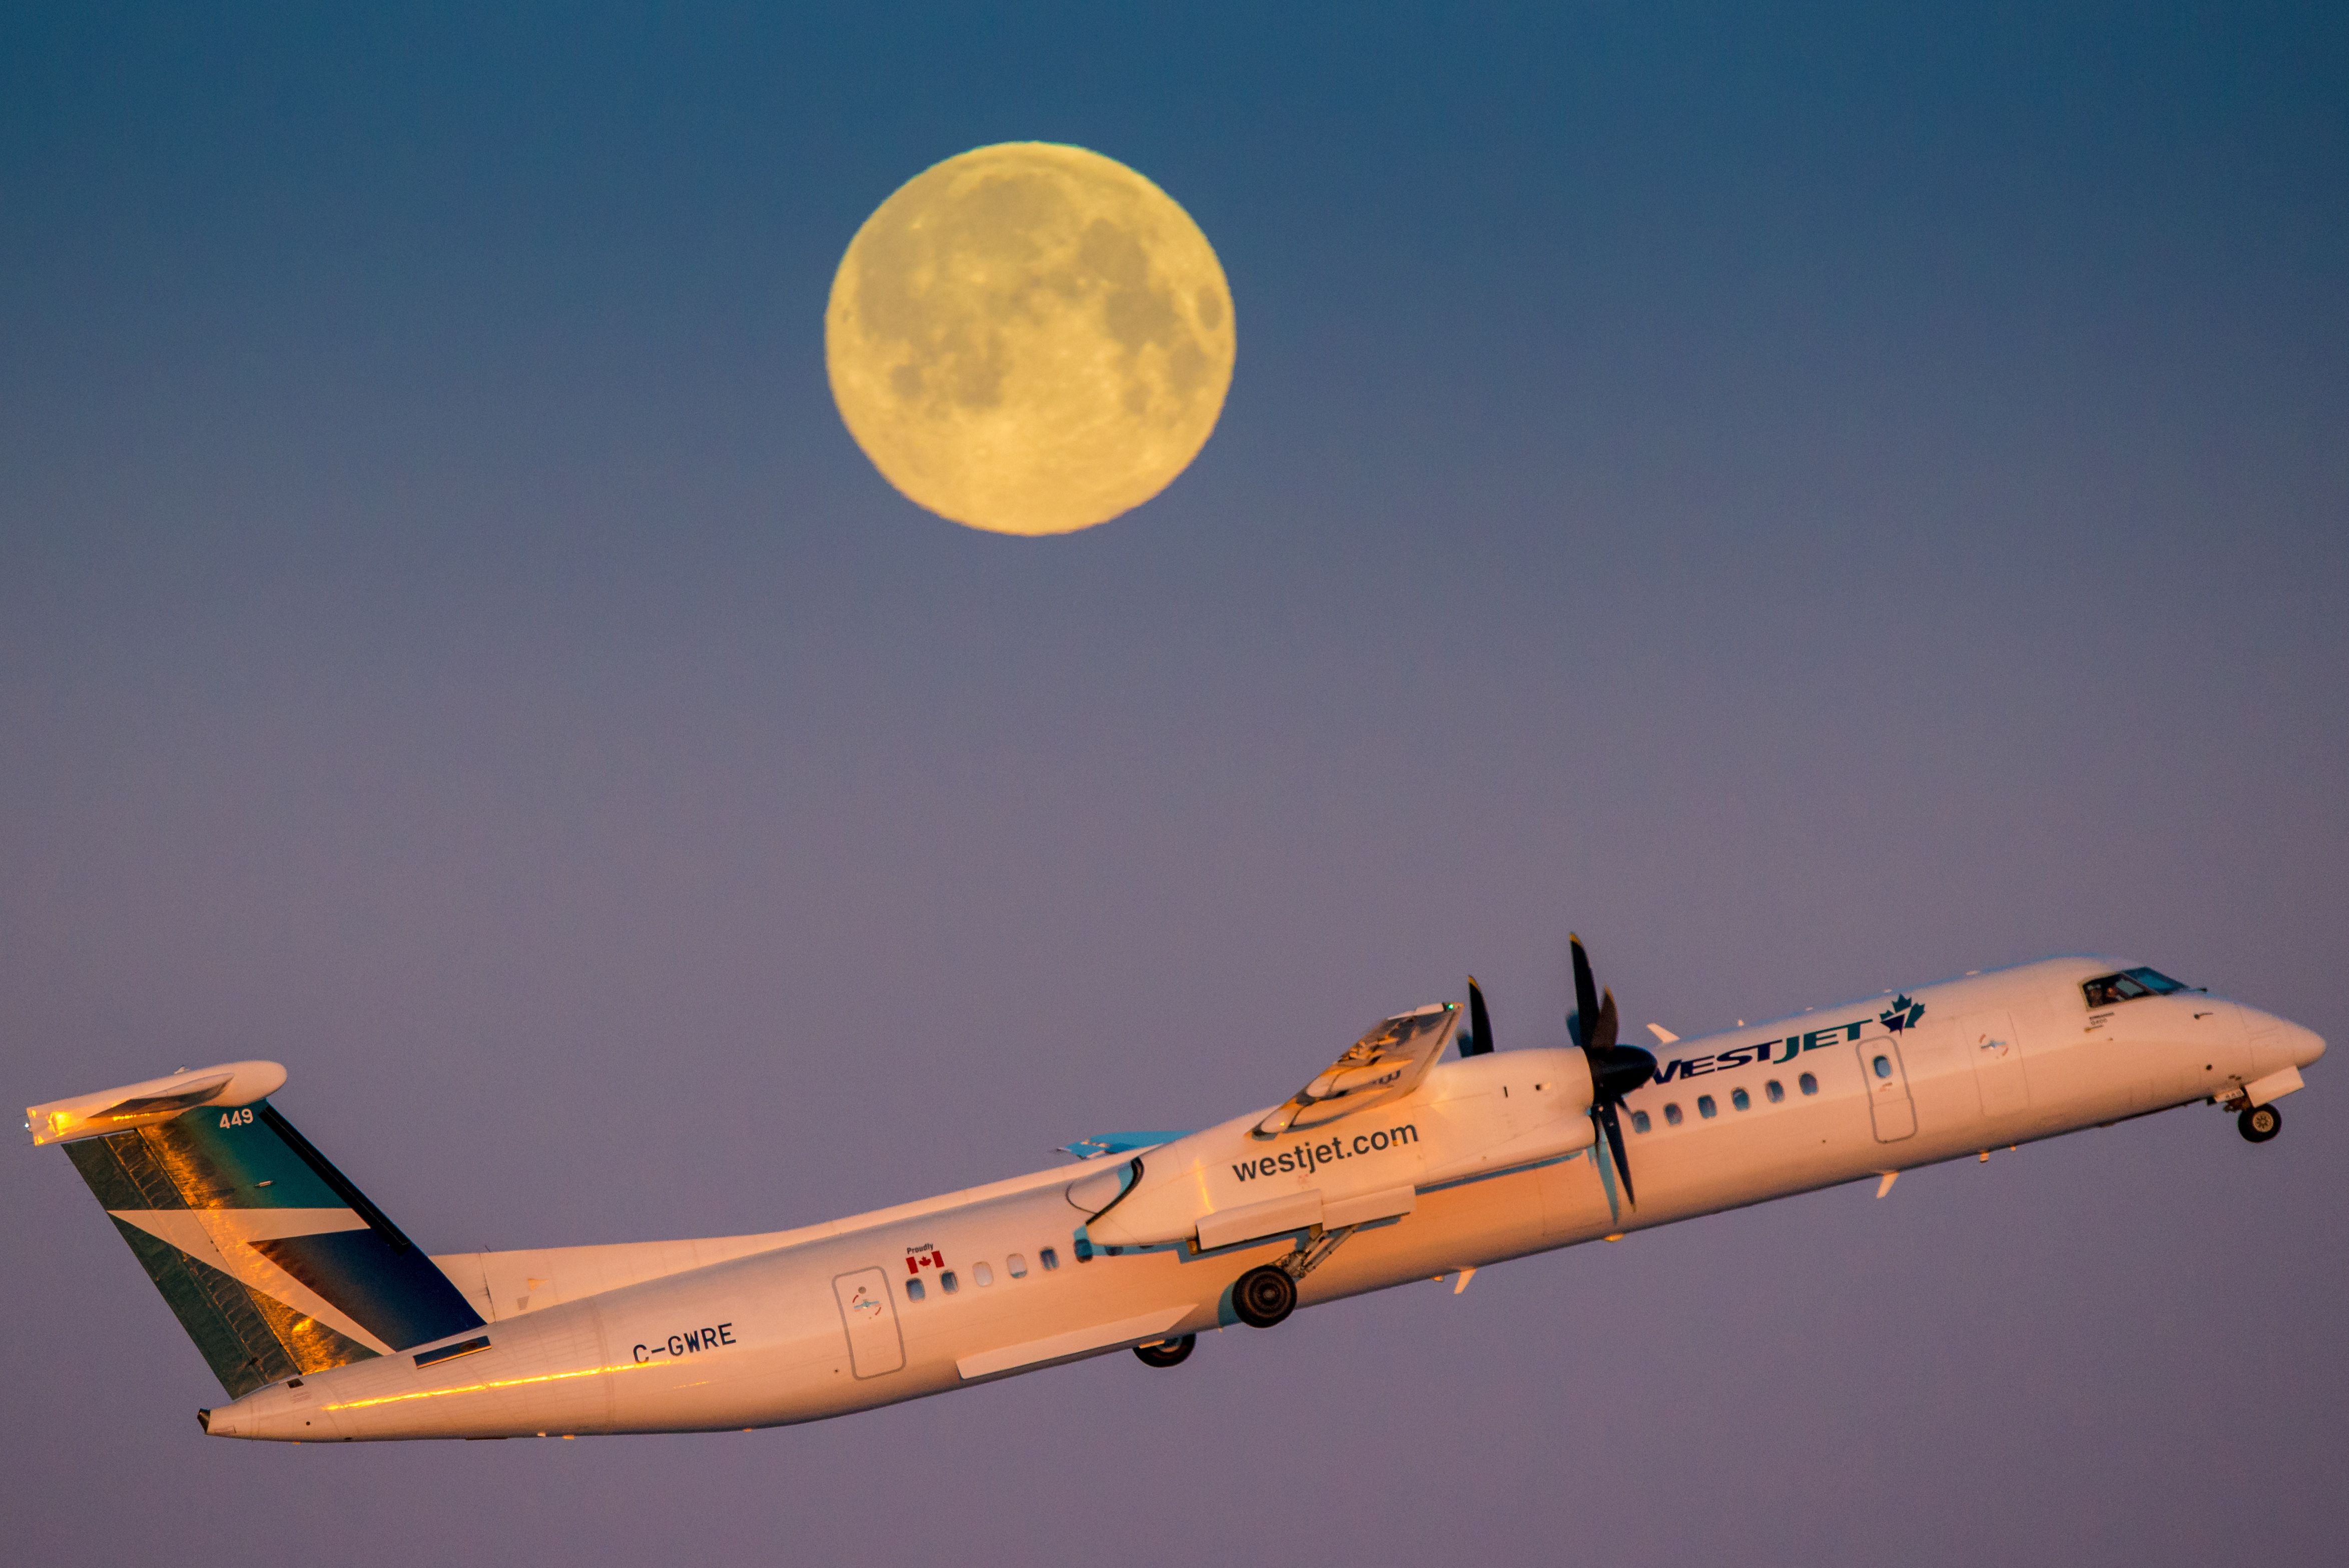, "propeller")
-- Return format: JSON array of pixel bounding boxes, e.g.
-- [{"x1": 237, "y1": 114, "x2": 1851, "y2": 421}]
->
[
  {"x1": 1461, "y1": 936, "x2": 1655, "y2": 1208},
  {"x1": 1568, "y1": 933, "x2": 1653, "y2": 1208},
  {"x1": 1462, "y1": 977, "x2": 1495, "y2": 1057}
]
